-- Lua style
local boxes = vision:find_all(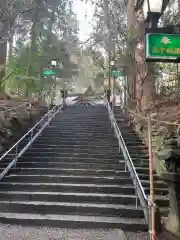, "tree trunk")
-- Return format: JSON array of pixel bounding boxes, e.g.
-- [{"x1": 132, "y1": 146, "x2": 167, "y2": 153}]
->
[
  {"x1": 8, "y1": 36, "x2": 13, "y2": 61},
  {"x1": 125, "y1": 0, "x2": 136, "y2": 99},
  {"x1": 27, "y1": 19, "x2": 38, "y2": 78},
  {"x1": 0, "y1": 29, "x2": 9, "y2": 99},
  {"x1": 0, "y1": 38, "x2": 7, "y2": 80},
  {"x1": 178, "y1": 0, "x2": 180, "y2": 10},
  {"x1": 135, "y1": 12, "x2": 155, "y2": 112},
  {"x1": 26, "y1": 7, "x2": 40, "y2": 98}
]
